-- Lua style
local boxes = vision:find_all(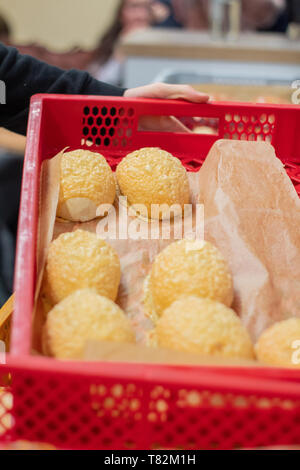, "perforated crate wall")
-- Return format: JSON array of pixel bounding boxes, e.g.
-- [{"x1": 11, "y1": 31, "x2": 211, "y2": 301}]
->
[
  {"x1": 0, "y1": 361, "x2": 299, "y2": 450},
  {"x1": 38, "y1": 96, "x2": 300, "y2": 181},
  {"x1": 82, "y1": 104, "x2": 135, "y2": 152}
]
